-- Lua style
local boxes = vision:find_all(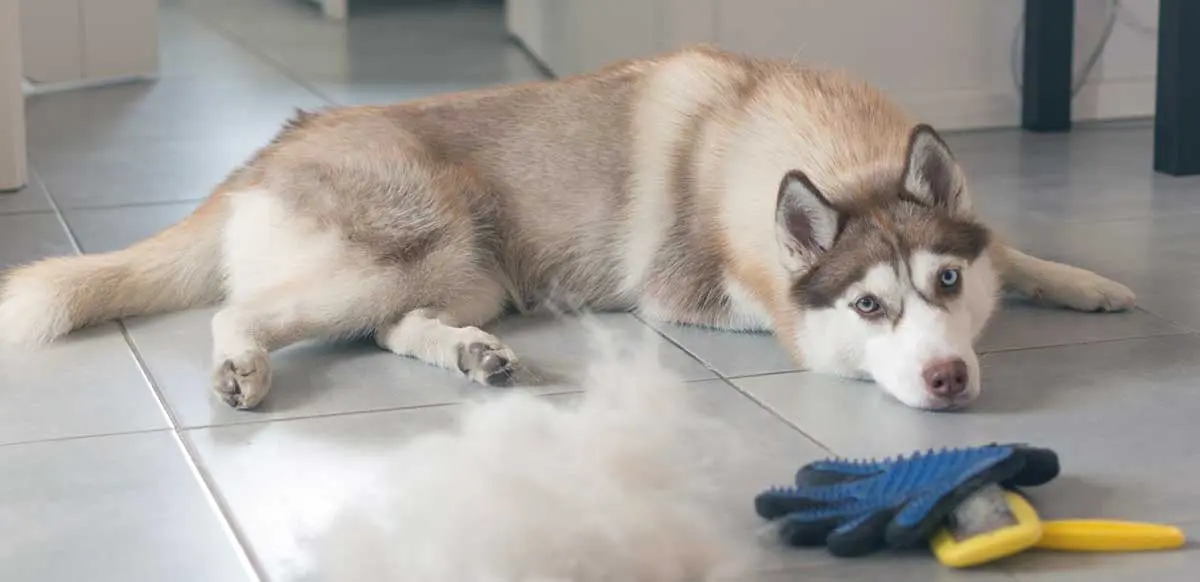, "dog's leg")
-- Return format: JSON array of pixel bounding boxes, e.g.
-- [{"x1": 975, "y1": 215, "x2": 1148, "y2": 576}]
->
[
  {"x1": 995, "y1": 244, "x2": 1136, "y2": 312},
  {"x1": 374, "y1": 278, "x2": 517, "y2": 386},
  {"x1": 210, "y1": 275, "x2": 400, "y2": 409},
  {"x1": 376, "y1": 309, "x2": 517, "y2": 386}
]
